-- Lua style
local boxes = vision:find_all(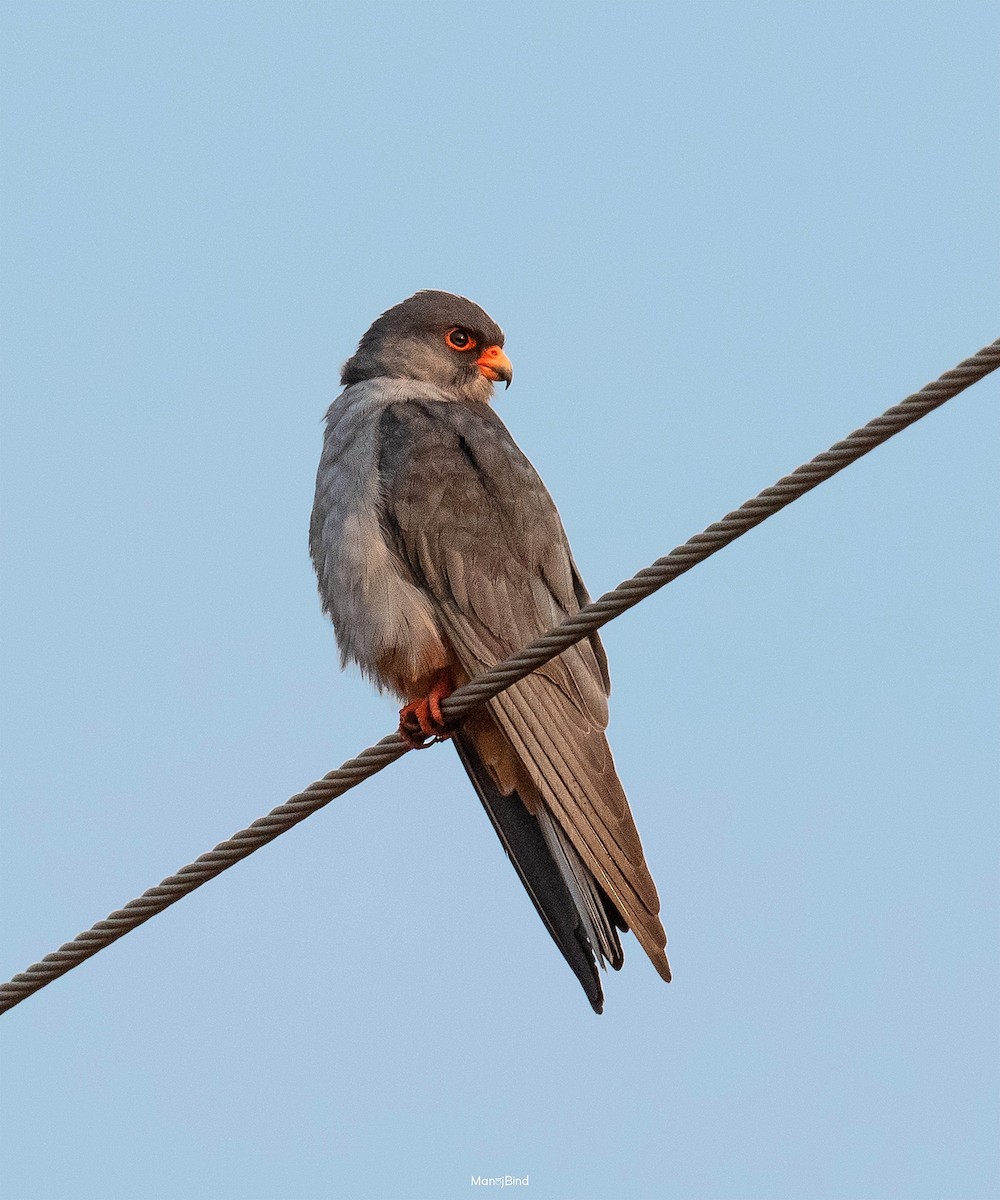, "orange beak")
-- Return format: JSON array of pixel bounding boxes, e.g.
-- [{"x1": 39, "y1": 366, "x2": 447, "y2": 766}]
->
[{"x1": 476, "y1": 345, "x2": 513, "y2": 388}]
